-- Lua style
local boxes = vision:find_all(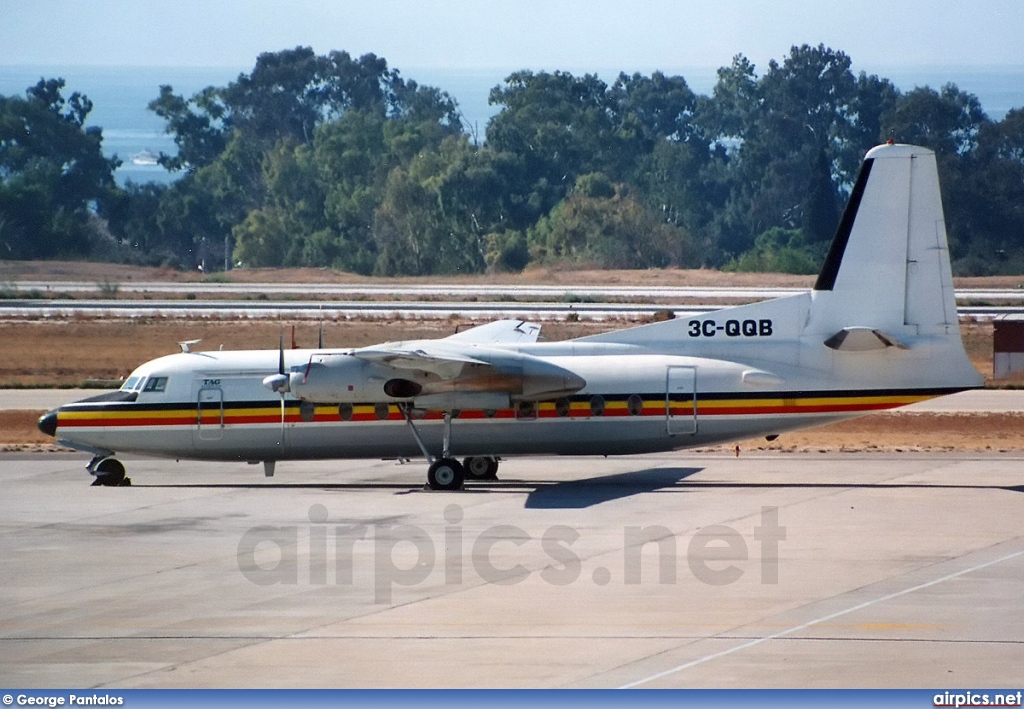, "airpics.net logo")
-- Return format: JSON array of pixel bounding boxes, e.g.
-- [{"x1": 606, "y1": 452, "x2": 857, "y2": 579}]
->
[{"x1": 236, "y1": 504, "x2": 786, "y2": 604}]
